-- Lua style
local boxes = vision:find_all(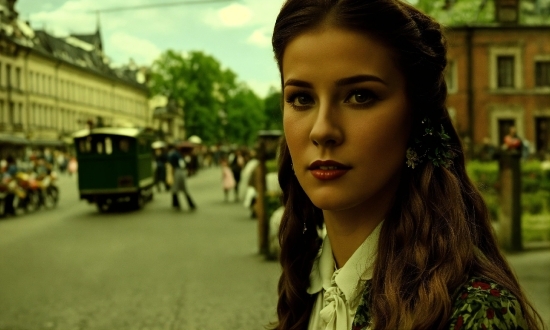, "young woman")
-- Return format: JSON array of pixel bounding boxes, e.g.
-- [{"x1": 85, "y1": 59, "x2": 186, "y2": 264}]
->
[{"x1": 271, "y1": 0, "x2": 544, "y2": 329}]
